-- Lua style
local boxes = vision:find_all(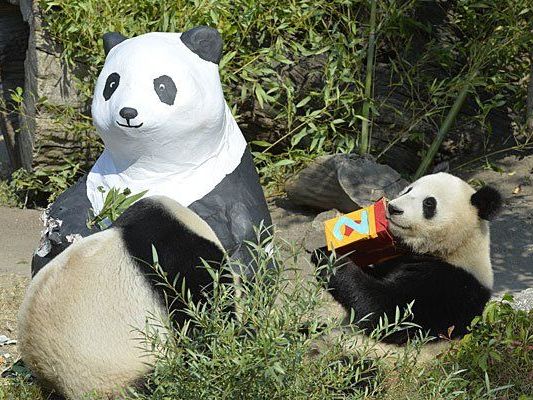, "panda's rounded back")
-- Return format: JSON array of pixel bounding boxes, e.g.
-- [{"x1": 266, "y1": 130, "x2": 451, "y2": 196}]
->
[
  {"x1": 18, "y1": 196, "x2": 226, "y2": 398},
  {"x1": 18, "y1": 228, "x2": 167, "y2": 399}
]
